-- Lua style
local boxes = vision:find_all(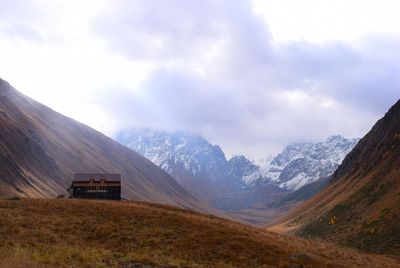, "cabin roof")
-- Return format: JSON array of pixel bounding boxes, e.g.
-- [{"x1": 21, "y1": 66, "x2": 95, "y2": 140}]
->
[{"x1": 73, "y1": 173, "x2": 121, "y2": 182}]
